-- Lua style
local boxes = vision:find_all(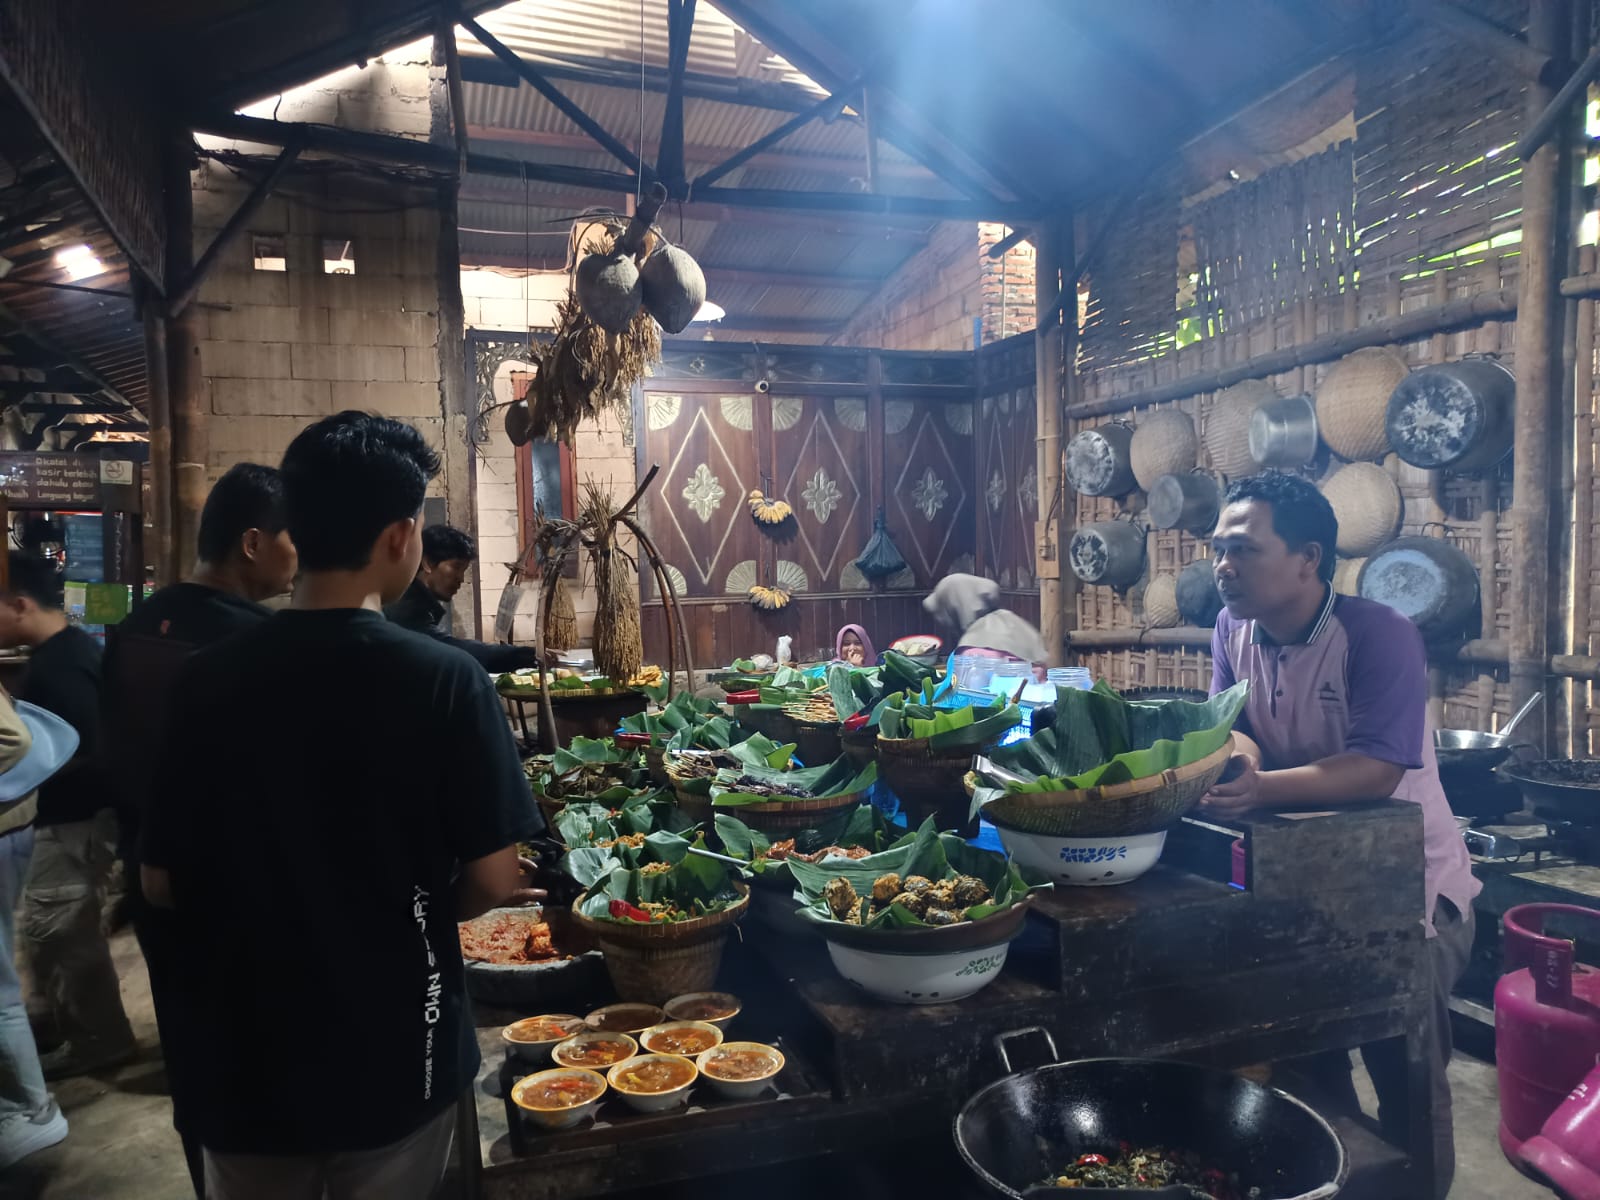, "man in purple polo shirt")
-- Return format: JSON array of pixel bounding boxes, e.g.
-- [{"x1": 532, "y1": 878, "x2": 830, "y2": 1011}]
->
[{"x1": 1202, "y1": 472, "x2": 1478, "y2": 1199}]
